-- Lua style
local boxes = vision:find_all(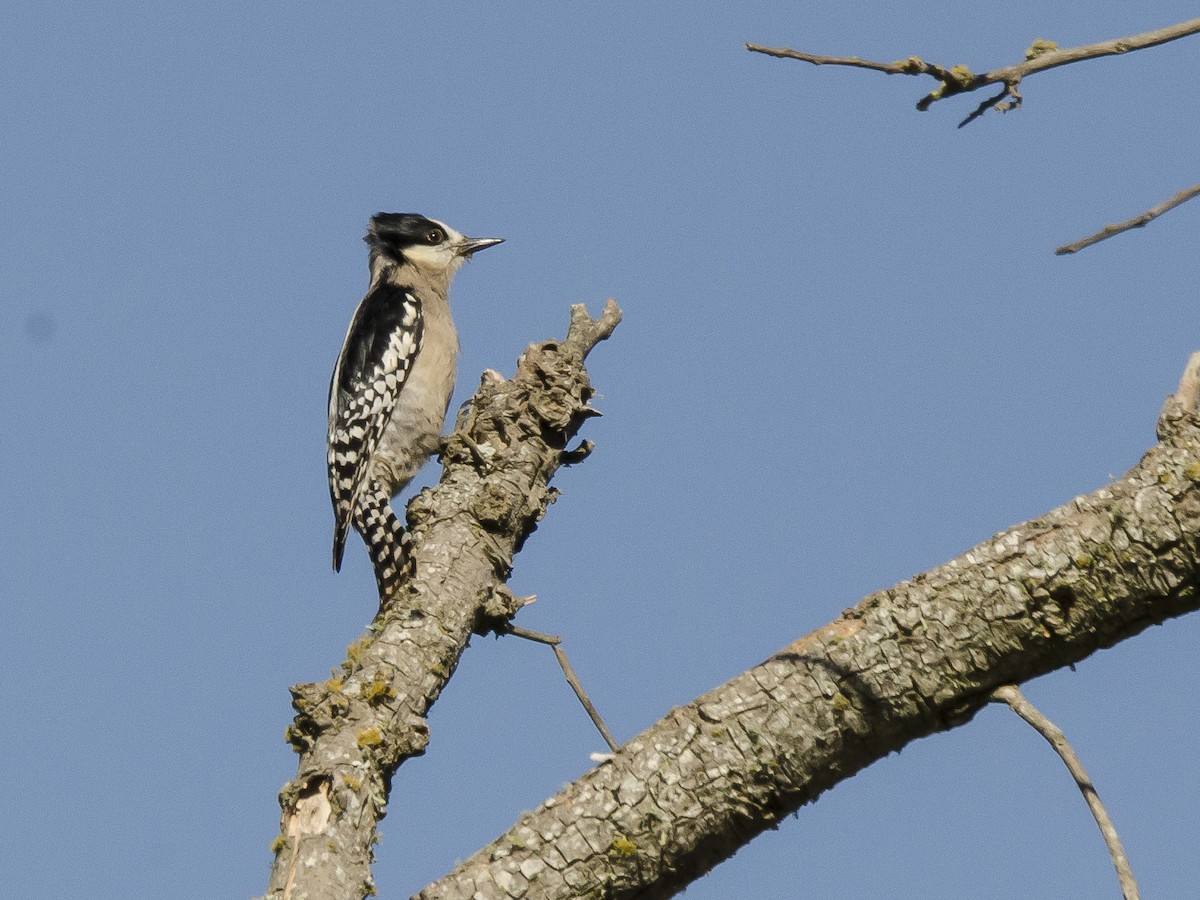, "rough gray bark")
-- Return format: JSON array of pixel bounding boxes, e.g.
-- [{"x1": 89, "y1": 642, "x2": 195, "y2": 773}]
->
[
  {"x1": 262, "y1": 301, "x2": 622, "y2": 900},
  {"x1": 262, "y1": 317, "x2": 1199, "y2": 899},
  {"x1": 413, "y1": 361, "x2": 1200, "y2": 900}
]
